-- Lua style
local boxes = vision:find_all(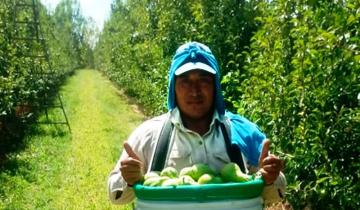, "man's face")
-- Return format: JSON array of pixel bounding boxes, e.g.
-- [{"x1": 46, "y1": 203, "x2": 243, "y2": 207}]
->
[{"x1": 175, "y1": 70, "x2": 215, "y2": 120}]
